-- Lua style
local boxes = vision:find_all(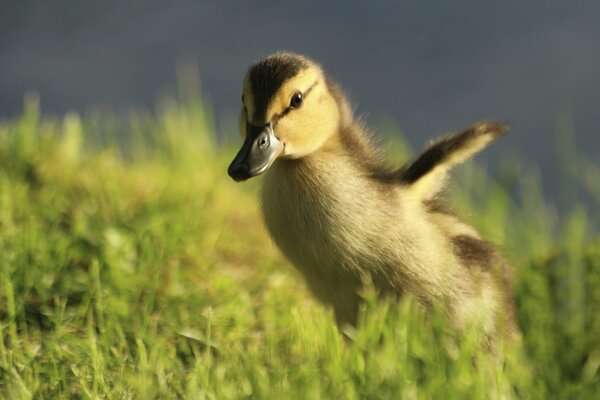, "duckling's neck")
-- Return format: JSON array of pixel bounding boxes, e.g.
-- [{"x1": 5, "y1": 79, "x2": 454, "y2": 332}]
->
[
  {"x1": 277, "y1": 123, "x2": 371, "y2": 182},
  {"x1": 263, "y1": 121, "x2": 390, "y2": 216},
  {"x1": 308, "y1": 121, "x2": 387, "y2": 181}
]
